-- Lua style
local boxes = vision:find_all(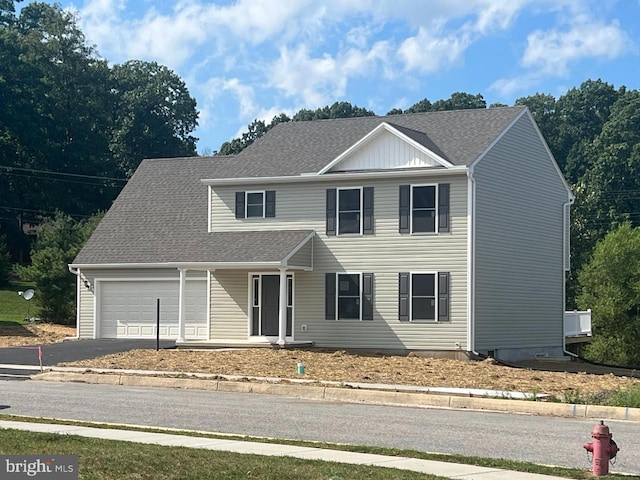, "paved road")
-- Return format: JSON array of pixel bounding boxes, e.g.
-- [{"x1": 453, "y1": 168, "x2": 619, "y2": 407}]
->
[
  {"x1": 0, "y1": 380, "x2": 638, "y2": 475},
  {"x1": 0, "y1": 339, "x2": 174, "y2": 379}
]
